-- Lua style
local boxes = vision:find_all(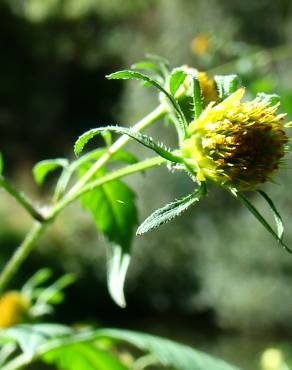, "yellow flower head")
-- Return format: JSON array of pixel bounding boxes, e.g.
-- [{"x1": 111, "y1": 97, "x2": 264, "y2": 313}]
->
[
  {"x1": 181, "y1": 88, "x2": 288, "y2": 190},
  {"x1": 0, "y1": 291, "x2": 29, "y2": 328}
]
